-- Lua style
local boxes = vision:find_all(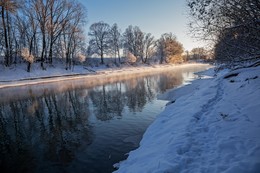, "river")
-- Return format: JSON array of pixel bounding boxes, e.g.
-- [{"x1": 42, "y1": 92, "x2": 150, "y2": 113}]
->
[{"x1": 0, "y1": 64, "x2": 210, "y2": 173}]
